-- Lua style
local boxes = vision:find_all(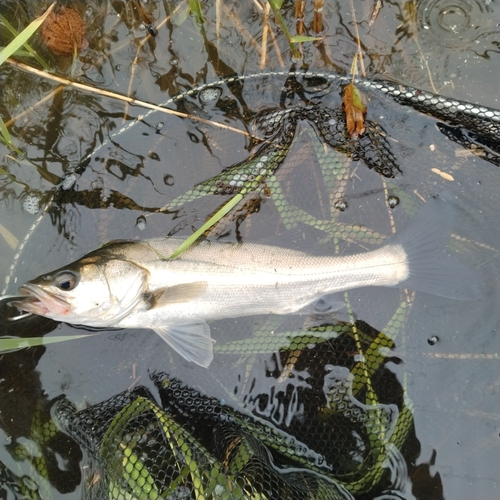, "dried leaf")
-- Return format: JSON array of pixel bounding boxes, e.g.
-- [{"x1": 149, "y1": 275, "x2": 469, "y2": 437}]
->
[
  {"x1": 41, "y1": 6, "x2": 87, "y2": 56},
  {"x1": 342, "y1": 82, "x2": 367, "y2": 138}
]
